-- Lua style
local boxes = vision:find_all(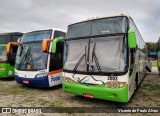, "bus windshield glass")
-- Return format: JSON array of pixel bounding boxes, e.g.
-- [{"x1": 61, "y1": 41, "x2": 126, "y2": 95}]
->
[
  {"x1": 64, "y1": 16, "x2": 128, "y2": 74},
  {"x1": 15, "y1": 42, "x2": 48, "y2": 71},
  {"x1": 15, "y1": 30, "x2": 51, "y2": 71},
  {"x1": 66, "y1": 16, "x2": 128, "y2": 39},
  {"x1": 21, "y1": 30, "x2": 51, "y2": 42}
]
